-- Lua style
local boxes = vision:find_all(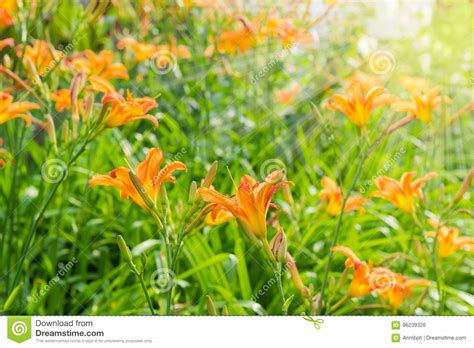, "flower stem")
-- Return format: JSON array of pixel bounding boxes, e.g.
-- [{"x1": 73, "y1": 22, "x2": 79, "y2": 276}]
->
[
  {"x1": 319, "y1": 145, "x2": 369, "y2": 314},
  {"x1": 329, "y1": 293, "x2": 350, "y2": 313},
  {"x1": 261, "y1": 238, "x2": 286, "y2": 310}
]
